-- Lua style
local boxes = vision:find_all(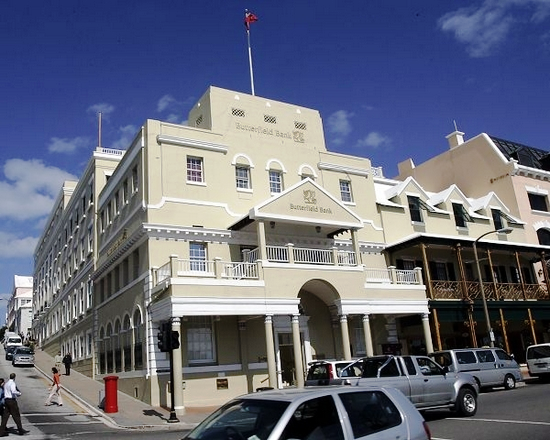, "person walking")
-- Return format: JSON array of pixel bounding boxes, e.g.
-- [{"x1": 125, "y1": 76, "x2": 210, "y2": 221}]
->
[
  {"x1": 45, "y1": 367, "x2": 63, "y2": 406},
  {"x1": 62, "y1": 353, "x2": 72, "y2": 376},
  {"x1": 0, "y1": 373, "x2": 29, "y2": 436},
  {"x1": 0, "y1": 378, "x2": 4, "y2": 416},
  {"x1": 54, "y1": 351, "x2": 63, "y2": 371}
]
